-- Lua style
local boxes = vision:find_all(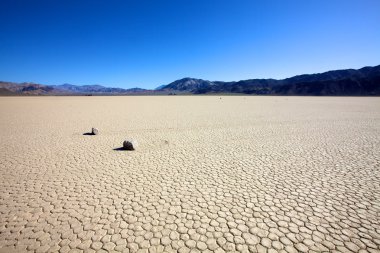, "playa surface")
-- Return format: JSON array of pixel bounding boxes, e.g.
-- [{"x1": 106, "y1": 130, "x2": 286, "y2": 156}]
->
[{"x1": 0, "y1": 96, "x2": 379, "y2": 253}]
